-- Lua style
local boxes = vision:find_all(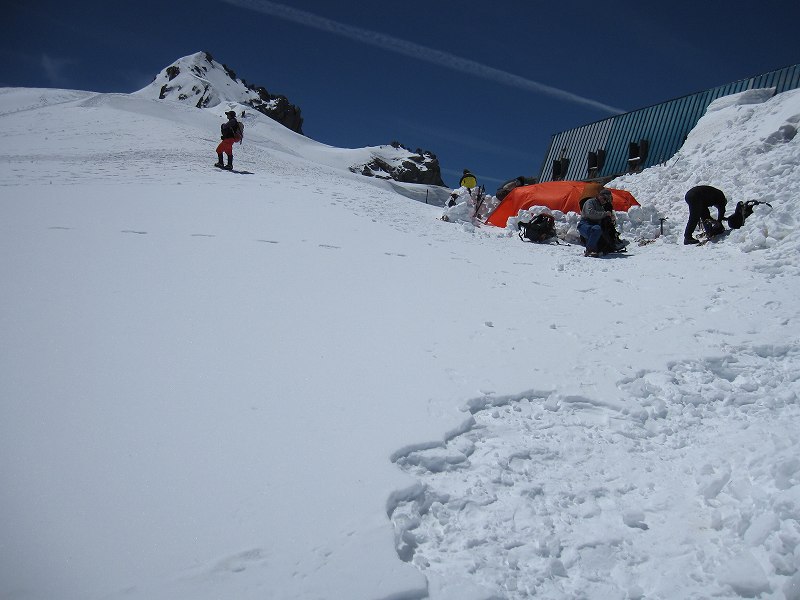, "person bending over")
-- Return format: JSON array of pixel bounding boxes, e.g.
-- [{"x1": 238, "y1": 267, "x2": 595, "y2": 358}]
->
[{"x1": 684, "y1": 185, "x2": 727, "y2": 244}]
